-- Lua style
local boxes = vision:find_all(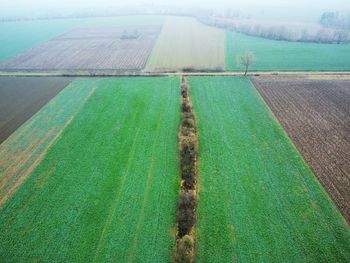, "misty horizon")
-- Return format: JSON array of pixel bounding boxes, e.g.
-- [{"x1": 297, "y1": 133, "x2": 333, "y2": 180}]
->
[{"x1": 1, "y1": 0, "x2": 350, "y2": 23}]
